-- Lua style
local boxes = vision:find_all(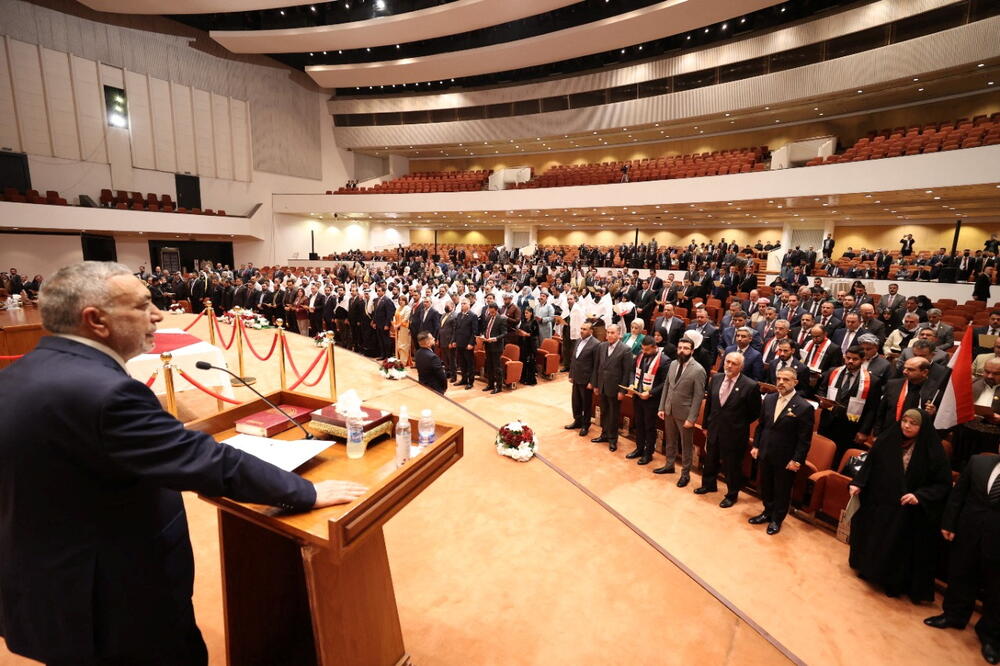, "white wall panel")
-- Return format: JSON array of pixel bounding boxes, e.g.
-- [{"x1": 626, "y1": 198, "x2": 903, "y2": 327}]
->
[
  {"x1": 191, "y1": 88, "x2": 215, "y2": 178},
  {"x1": 40, "y1": 47, "x2": 80, "y2": 160},
  {"x1": 148, "y1": 76, "x2": 176, "y2": 173},
  {"x1": 124, "y1": 70, "x2": 155, "y2": 169},
  {"x1": 70, "y1": 55, "x2": 107, "y2": 163},
  {"x1": 210, "y1": 92, "x2": 233, "y2": 180},
  {"x1": 229, "y1": 98, "x2": 251, "y2": 182},
  {"x1": 170, "y1": 82, "x2": 197, "y2": 175},
  {"x1": 0, "y1": 38, "x2": 21, "y2": 152},
  {"x1": 8, "y1": 39, "x2": 52, "y2": 156}
]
